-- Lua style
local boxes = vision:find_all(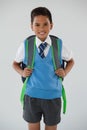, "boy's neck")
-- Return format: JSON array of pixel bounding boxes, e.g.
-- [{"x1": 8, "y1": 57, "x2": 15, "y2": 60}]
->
[{"x1": 37, "y1": 36, "x2": 48, "y2": 42}]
